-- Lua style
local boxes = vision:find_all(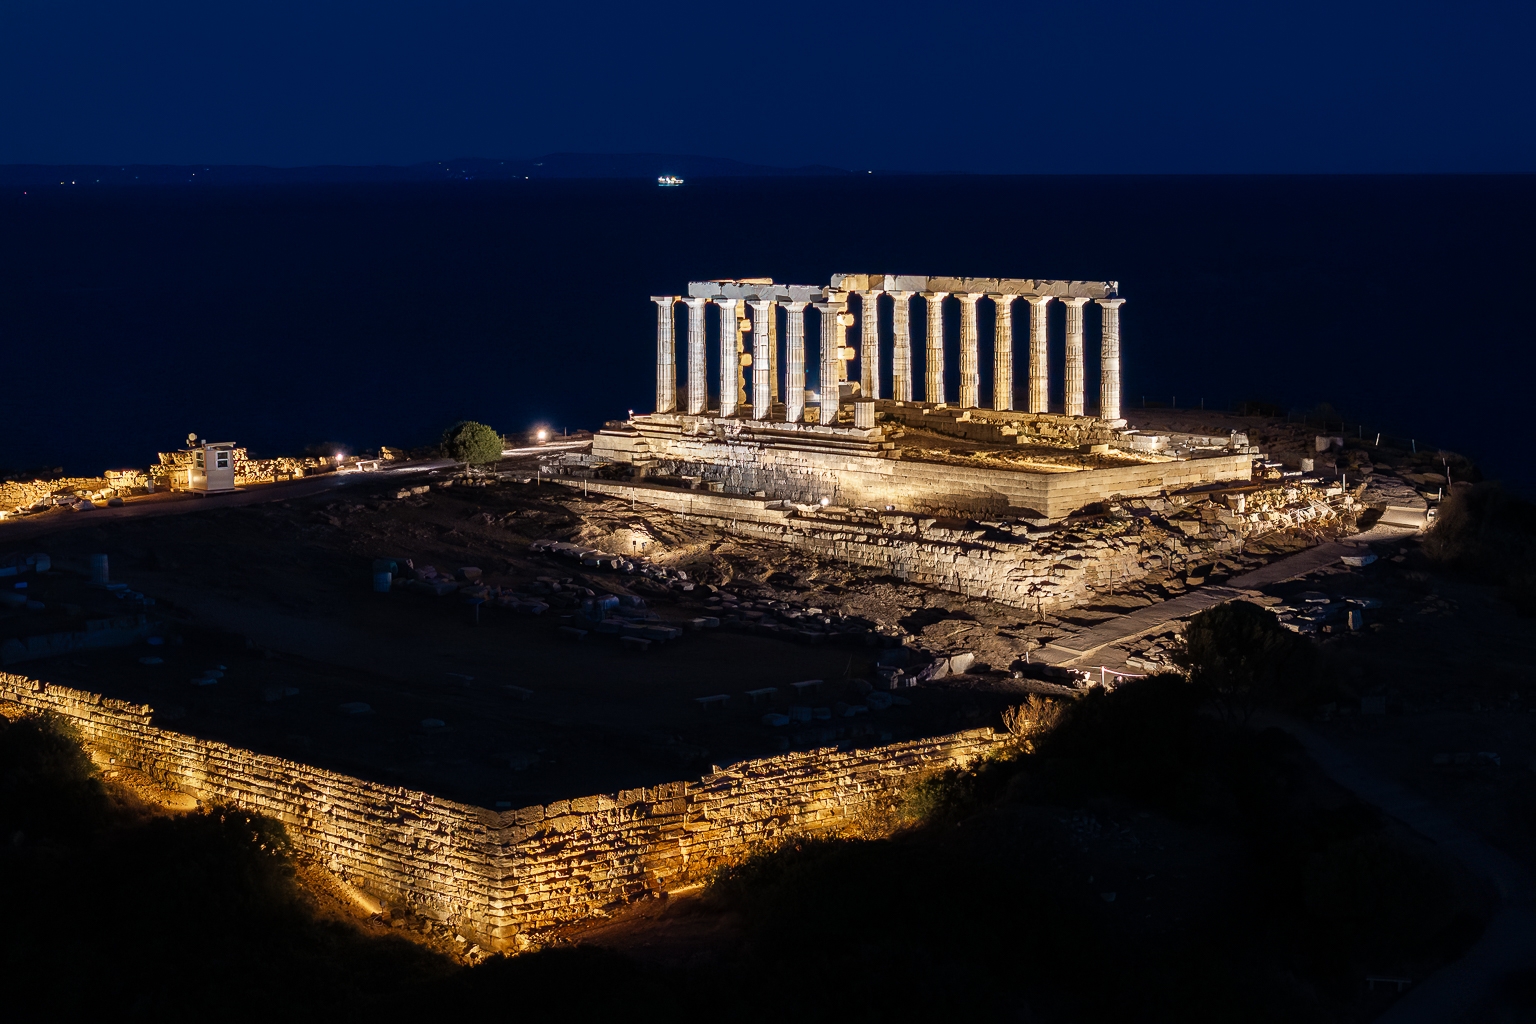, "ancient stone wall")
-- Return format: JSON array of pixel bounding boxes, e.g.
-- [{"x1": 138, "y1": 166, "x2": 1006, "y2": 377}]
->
[
  {"x1": 151, "y1": 449, "x2": 316, "y2": 490},
  {"x1": 567, "y1": 478, "x2": 1357, "y2": 612},
  {"x1": 0, "y1": 672, "x2": 1004, "y2": 951},
  {"x1": 0, "y1": 471, "x2": 152, "y2": 514}
]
